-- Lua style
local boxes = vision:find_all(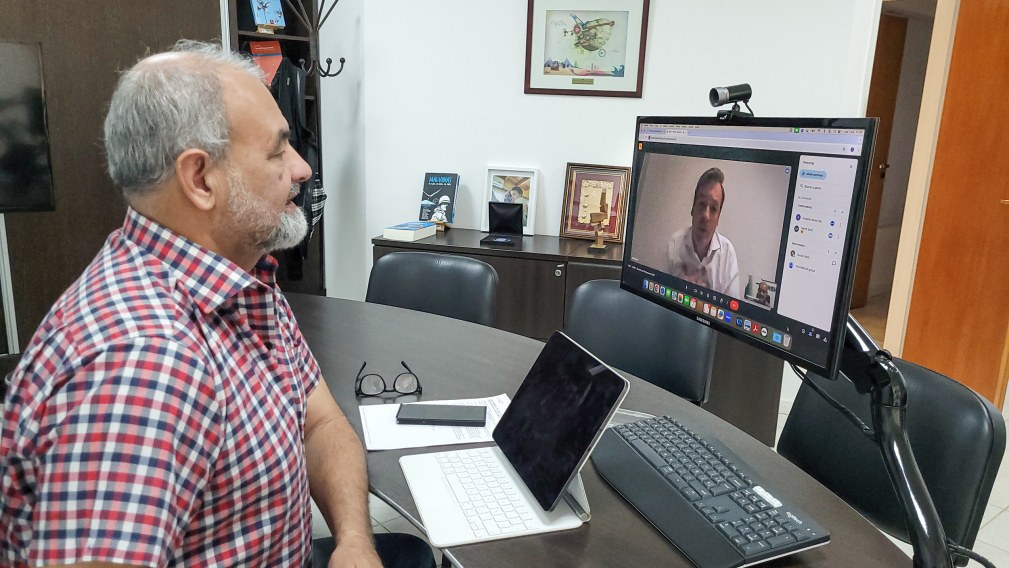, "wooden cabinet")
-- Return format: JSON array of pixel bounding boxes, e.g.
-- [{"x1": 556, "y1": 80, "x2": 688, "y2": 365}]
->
[
  {"x1": 479, "y1": 256, "x2": 567, "y2": 340},
  {"x1": 373, "y1": 230, "x2": 602, "y2": 340}
]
